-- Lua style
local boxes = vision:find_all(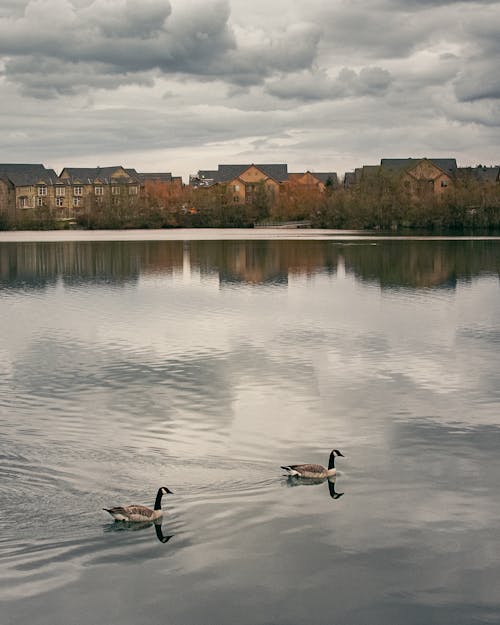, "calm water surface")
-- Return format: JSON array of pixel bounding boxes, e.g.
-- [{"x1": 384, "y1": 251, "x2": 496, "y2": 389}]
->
[{"x1": 1, "y1": 235, "x2": 499, "y2": 625}]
